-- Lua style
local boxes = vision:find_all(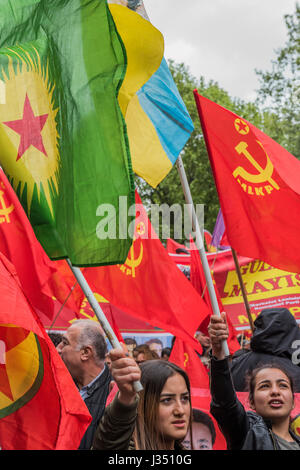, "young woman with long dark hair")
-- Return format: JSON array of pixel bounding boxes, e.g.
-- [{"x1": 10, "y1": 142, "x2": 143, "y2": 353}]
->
[
  {"x1": 208, "y1": 313, "x2": 300, "y2": 450},
  {"x1": 92, "y1": 349, "x2": 192, "y2": 450}
]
